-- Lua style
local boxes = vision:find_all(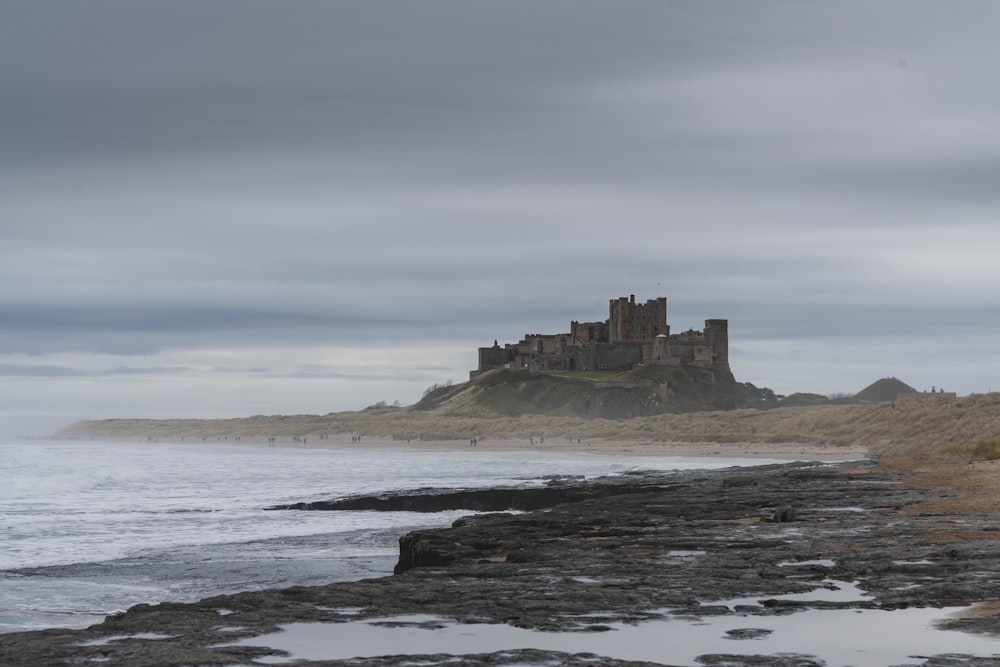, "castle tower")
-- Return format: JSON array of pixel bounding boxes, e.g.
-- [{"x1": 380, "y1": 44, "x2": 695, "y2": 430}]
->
[
  {"x1": 704, "y1": 319, "x2": 730, "y2": 372},
  {"x1": 652, "y1": 333, "x2": 670, "y2": 362},
  {"x1": 609, "y1": 295, "x2": 667, "y2": 342}
]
